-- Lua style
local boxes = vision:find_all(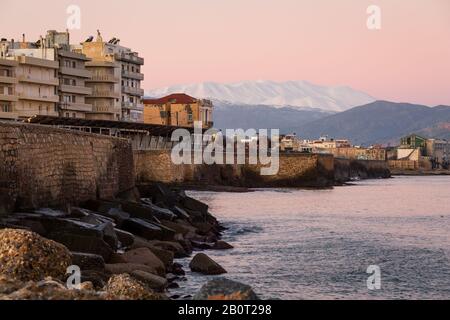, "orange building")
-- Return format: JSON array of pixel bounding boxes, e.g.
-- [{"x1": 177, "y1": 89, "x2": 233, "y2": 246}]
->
[{"x1": 143, "y1": 93, "x2": 213, "y2": 128}]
